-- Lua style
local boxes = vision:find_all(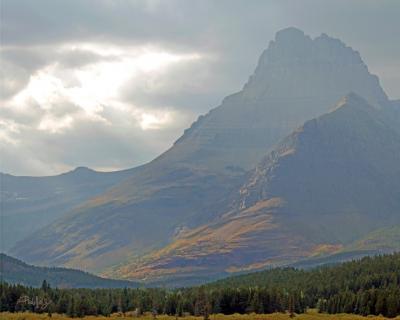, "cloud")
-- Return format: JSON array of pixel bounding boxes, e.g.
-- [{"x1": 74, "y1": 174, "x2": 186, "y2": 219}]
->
[
  {"x1": 0, "y1": 0, "x2": 399, "y2": 175},
  {"x1": 0, "y1": 42, "x2": 197, "y2": 175}
]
